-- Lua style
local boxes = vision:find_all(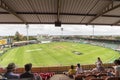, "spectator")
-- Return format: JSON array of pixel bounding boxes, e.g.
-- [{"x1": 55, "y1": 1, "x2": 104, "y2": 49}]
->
[
  {"x1": 68, "y1": 65, "x2": 76, "y2": 74},
  {"x1": 4, "y1": 63, "x2": 19, "y2": 79},
  {"x1": 74, "y1": 63, "x2": 84, "y2": 80},
  {"x1": 76, "y1": 63, "x2": 83, "y2": 75},
  {"x1": 107, "y1": 67, "x2": 114, "y2": 77},
  {"x1": 95, "y1": 57, "x2": 104, "y2": 72},
  {"x1": 63, "y1": 65, "x2": 76, "y2": 78},
  {"x1": 20, "y1": 63, "x2": 35, "y2": 79},
  {"x1": 113, "y1": 59, "x2": 120, "y2": 77}
]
